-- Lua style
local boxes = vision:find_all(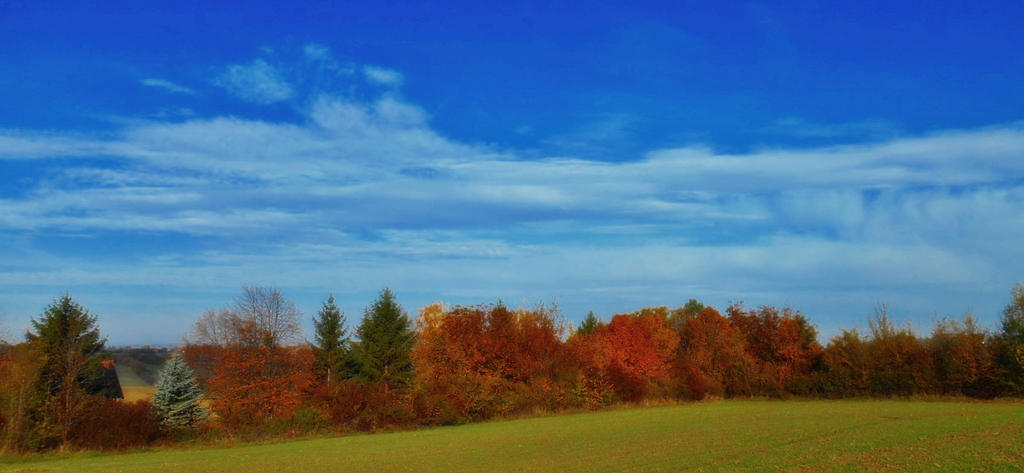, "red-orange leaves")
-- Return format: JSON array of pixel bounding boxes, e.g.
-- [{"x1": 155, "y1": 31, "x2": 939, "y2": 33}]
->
[
  {"x1": 412, "y1": 303, "x2": 567, "y2": 421},
  {"x1": 675, "y1": 307, "x2": 752, "y2": 399},
  {"x1": 728, "y1": 303, "x2": 824, "y2": 393},
  {"x1": 205, "y1": 346, "x2": 315, "y2": 428},
  {"x1": 572, "y1": 310, "x2": 679, "y2": 402}
]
